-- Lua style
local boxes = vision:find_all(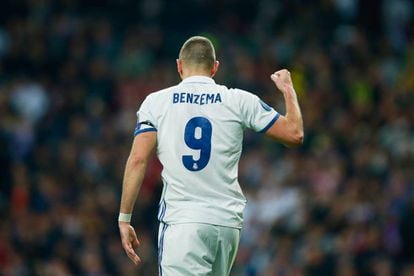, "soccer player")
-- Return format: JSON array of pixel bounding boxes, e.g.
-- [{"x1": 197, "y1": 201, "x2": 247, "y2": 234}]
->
[{"x1": 118, "y1": 36, "x2": 303, "y2": 275}]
